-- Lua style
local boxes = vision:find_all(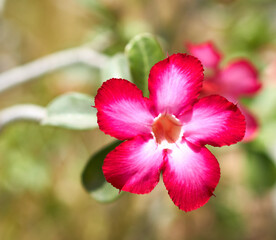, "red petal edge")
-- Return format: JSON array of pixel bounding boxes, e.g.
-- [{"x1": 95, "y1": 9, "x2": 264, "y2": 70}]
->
[
  {"x1": 103, "y1": 136, "x2": 164, "y2": 194},
  {"x1": 163, "y1": 143, "x2": 220, "y2": 212},
  {"x1": 148, "y1": 53, "x2": 204, "y2": 116},
  {"x1": 180, "y1": 95, "x2": 246, "y2": 147},
  {"x1": 95, "y1": 78, "x2": 155, "y2": 140}
]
